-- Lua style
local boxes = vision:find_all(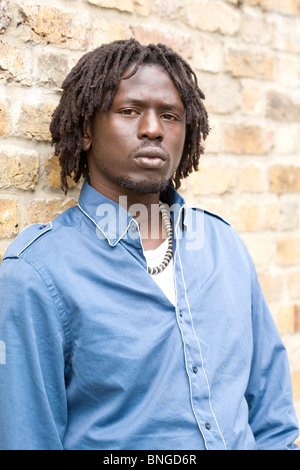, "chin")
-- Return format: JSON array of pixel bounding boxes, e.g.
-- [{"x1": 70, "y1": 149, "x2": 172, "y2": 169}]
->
[{"x1": 116, "y1": 176, "x2": 170, "y2": 194}]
